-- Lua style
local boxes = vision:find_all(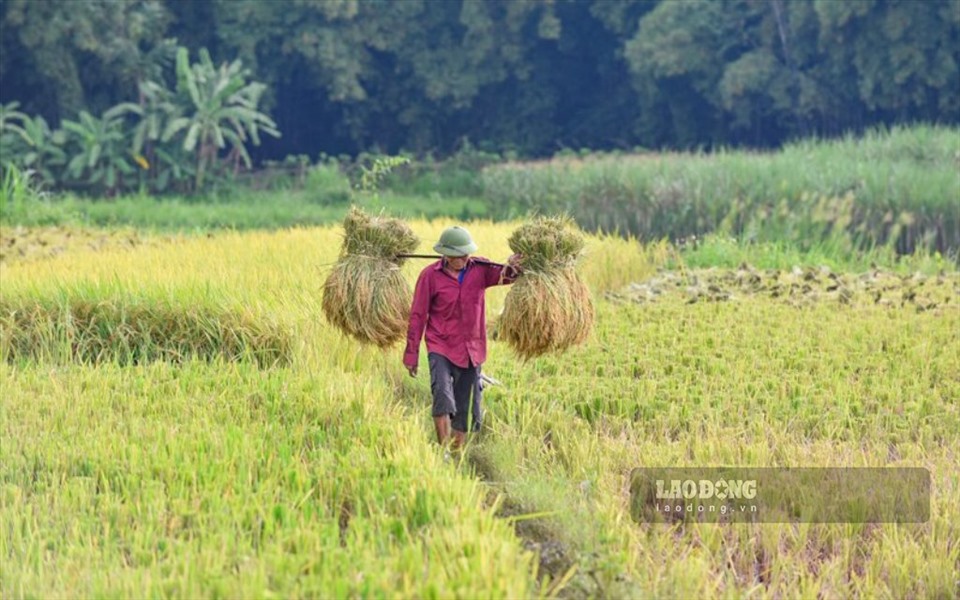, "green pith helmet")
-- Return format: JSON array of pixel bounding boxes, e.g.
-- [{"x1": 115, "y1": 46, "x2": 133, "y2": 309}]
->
[{"x1": 433, "y1": 226, "x2": 478, "y2": 257}]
